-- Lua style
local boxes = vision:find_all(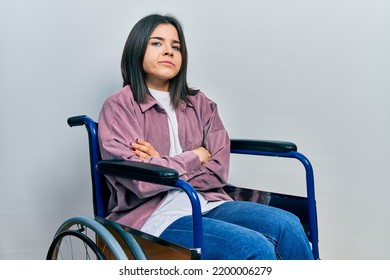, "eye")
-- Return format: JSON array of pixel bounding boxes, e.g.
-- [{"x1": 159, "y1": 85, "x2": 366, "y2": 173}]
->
[
  {"x1": 172, "y1": 45, "x2": 181, "y2": 51},
  {"x1": 151, "y1": 41, "x2": 162, "y2": 47}
]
